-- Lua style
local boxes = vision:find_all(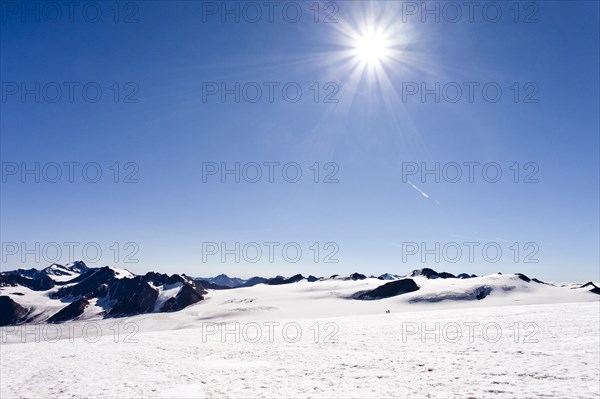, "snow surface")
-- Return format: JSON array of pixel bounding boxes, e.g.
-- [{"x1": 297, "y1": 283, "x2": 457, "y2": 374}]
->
[{"x1": 1, "y1": 275, "x2": 598, "y2": 398}]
